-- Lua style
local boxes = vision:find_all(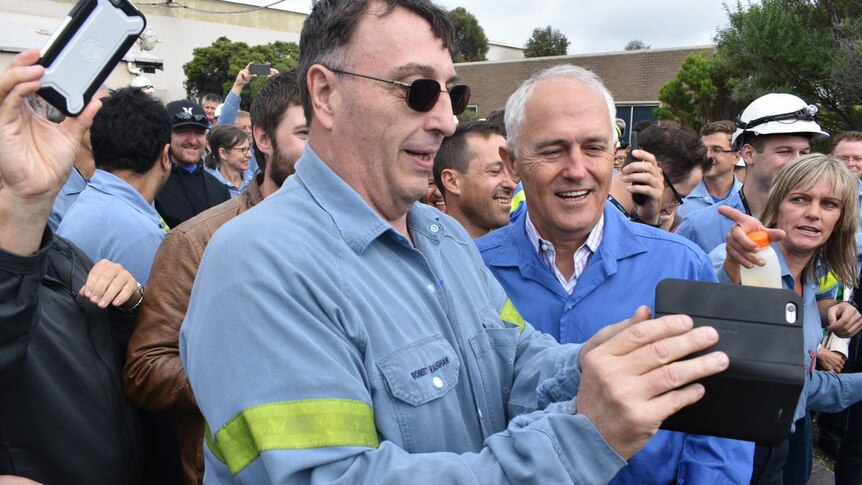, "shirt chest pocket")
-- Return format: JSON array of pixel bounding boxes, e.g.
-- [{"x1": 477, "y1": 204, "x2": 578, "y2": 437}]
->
[{"x1": 377, "y1": 334, "x2": 461, "y2": 452}]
